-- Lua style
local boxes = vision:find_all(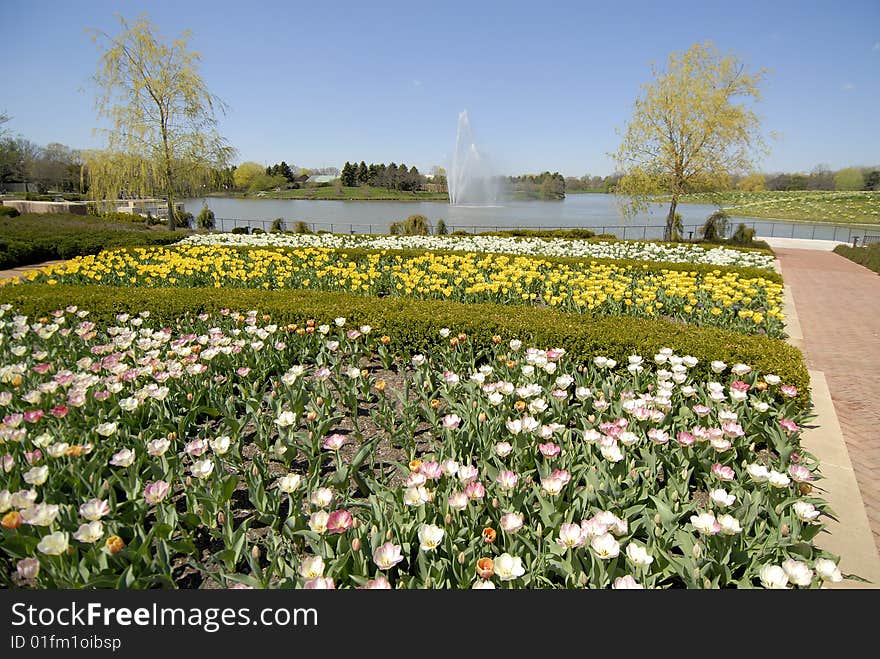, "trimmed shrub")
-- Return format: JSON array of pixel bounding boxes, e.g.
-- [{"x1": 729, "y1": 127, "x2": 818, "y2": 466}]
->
[
  {"x1": 0, "y1": 206, "x2": 20, "y2": 218},
  {"x1": 0, "y1": 214, "x2": 183, "y2": 269},
  {"x1": 293, "y1": 221, "x2": 311, "y2": 234},
  {"x1": 833, "y1": 243, "x2": 880, "y2": 275},
  {"x1": 436, "y1": 218, "x2": 448, "y2": 235},
  {"x1": 482, "y1": 228, "x2": 597, "y2": 240},
  {"x1": 231, "y1": 226, "x2": 249, "y2": 235},
  {"x1": 0, "y1": 283, "x2": 810, "y2": 408},
  {"x1": 270, "y1": 218, "x2": 285, "y2": 232}
]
